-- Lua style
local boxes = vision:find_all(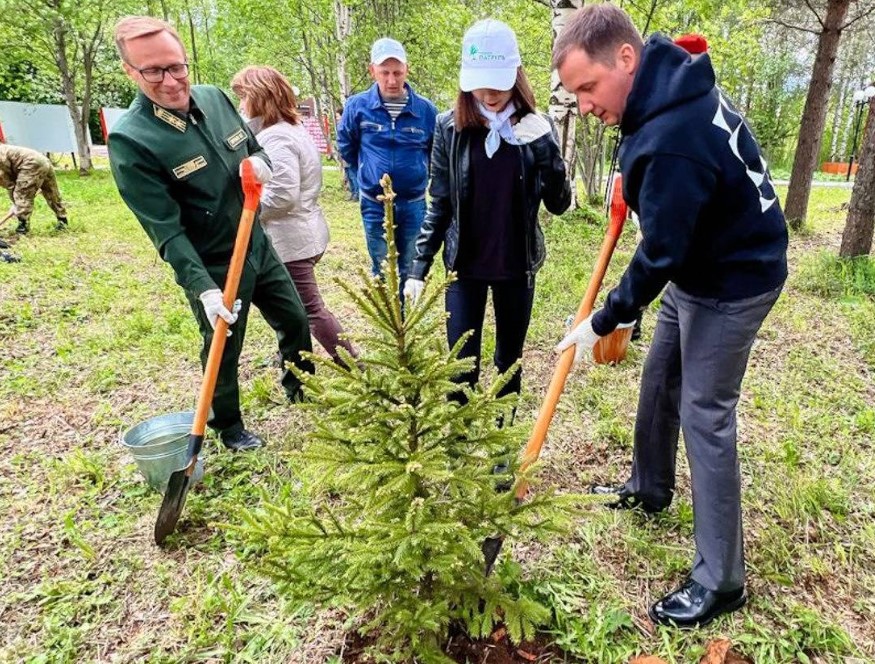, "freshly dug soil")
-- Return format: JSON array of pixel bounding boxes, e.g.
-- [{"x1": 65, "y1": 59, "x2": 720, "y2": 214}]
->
[
  {"x1": 446, "y1": 626, "x2": 560, "y2": 663},
  {"x1": 341, "y1": 624, "x2": 561, "y2": 663}
]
